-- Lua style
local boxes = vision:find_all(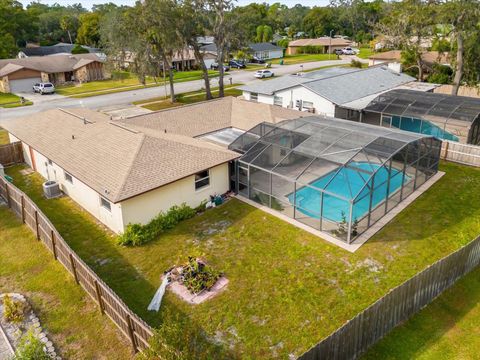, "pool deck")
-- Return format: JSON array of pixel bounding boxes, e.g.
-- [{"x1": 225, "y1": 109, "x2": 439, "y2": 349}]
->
[{"x1": 236, "y1": 171, "x2": 445, "y2": 252}]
